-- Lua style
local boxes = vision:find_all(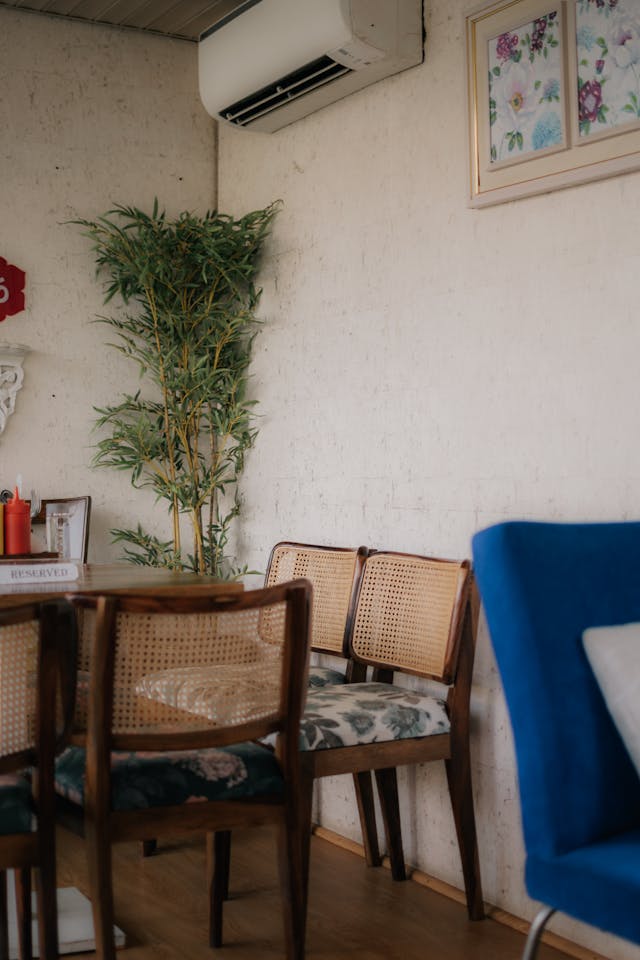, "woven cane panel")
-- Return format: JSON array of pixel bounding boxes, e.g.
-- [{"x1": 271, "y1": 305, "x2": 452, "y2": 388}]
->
[
  {"x1": 111, "y1": 603, "x2": 287, "y2": 734},
  {"x1": 351, "y1": 555, "x2": 463, "y2": 680},
  {"x1": 267, "y1": 546, "x2": 357, "y2": 654},
  {"x1": 0, "y1": 619, "x2": 38, "y2": 757}
]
